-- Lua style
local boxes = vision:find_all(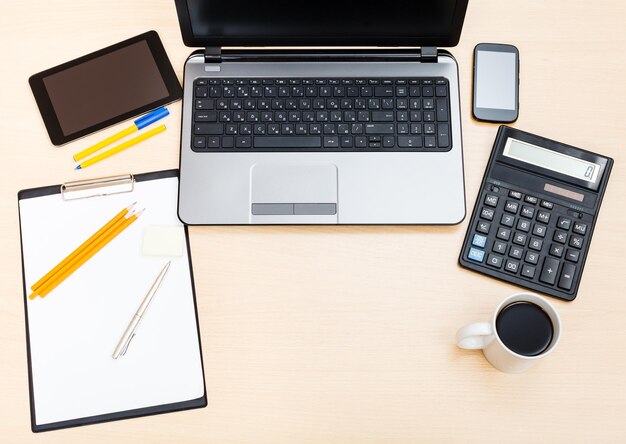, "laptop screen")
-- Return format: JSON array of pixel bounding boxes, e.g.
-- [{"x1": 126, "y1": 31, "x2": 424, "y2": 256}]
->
[{"x1": 175, "y1": 0, "x2": 468, "y2": 47}]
